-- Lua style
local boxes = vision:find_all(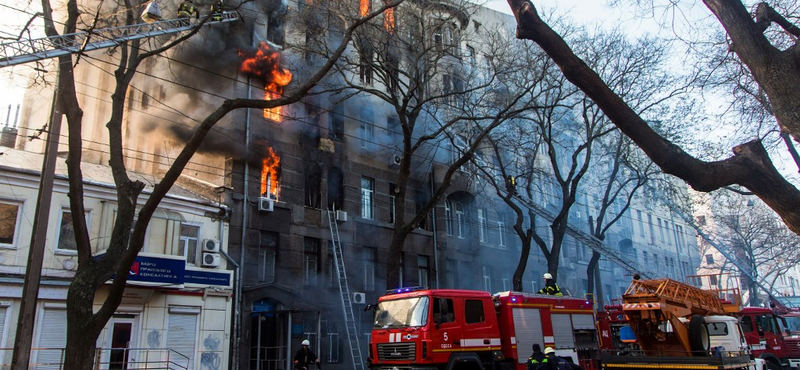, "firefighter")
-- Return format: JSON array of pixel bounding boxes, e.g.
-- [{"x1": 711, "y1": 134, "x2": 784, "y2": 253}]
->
[
  {"x1": 506, "y1": 175, "x2": 516, "y2": 195},
  {"x1": 176, "y1": 0, "x2": 199, "y2": 20},
  {"x1": 294, "y1": 339, "x2": 321, "y2": 370},
  {"x1": 528, "y1": 343, "x2": 547, "y2": 370},
  {"x1": 210, "y1": 0, "x2": 224, "y2": 21},
  {"x1": 537, "y1": 273, "x2": 563, "y2": 296},
  {"x1": 542, "y1": 347, "x2": 571, "y2": 370}
]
